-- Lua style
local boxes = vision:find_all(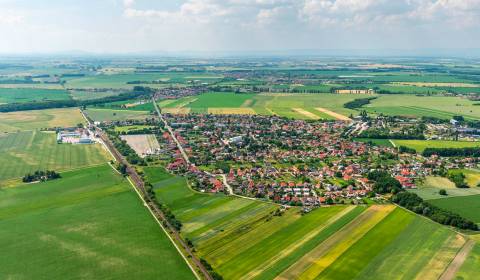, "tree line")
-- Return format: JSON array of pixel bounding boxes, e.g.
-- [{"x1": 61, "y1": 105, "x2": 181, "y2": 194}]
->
[
  {"x1": 22, "y1": 170, "x2": 61, "y2": 183},
  {"x1": 344, "y1": 97, "x2": 377, "y2": 110},
  {"x1": 392, "y1": 192, "x2": 478, "y2": 230},
  {"x1": 367, "y1": 170, "x2": 478, "y2": 230},
  {"x1": 423, "y1": 147, "x2": 480, "y2": 157}
]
